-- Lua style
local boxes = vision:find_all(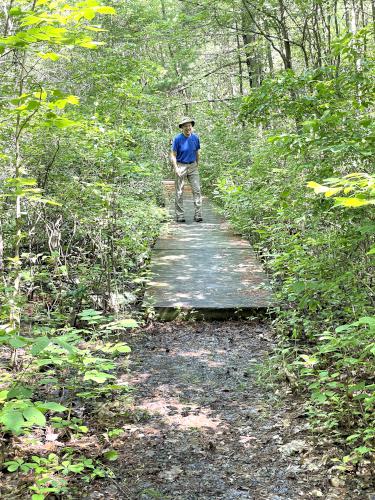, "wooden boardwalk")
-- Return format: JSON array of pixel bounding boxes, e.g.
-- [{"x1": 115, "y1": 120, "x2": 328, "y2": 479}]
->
[{"x1": 144, "y1": 182, "x2": 272, "y2": 319}]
